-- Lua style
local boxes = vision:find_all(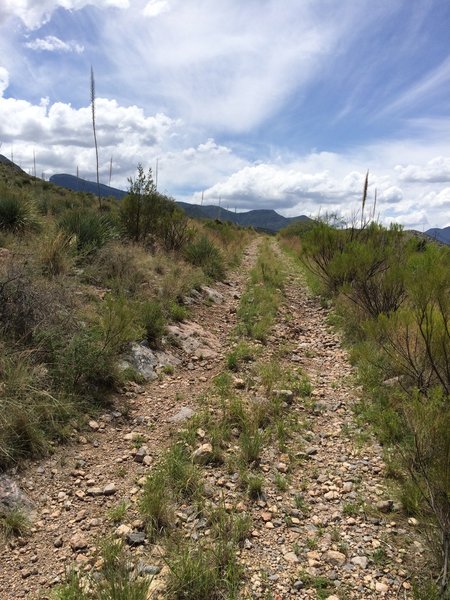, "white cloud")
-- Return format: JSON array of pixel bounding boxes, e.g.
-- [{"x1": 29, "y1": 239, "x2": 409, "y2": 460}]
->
[
  {"x1": 143, "y1": 0, "x2": 170, "y2": 18},
  {"x1": 0, "y1": 0, "x2": 129, "y2": 30},
  {"x1": 379, "y1": 186, "x2": 403, "y2": 203},
  {"x1": 198, "y1": 162, "x2": 371, "y2": 212},
  {"x1": 103, "y1": 0, "x2": 350, "y2": 132},
  {"x1": 395, "y1": 156, "x2": 450, "y2": 183},
  {"x1": 25, "y1": 35, "x2": 84, "y2": 53},
  {"x1": 378, "y1": 56, "x2": 450, "y2": 117},
  {"x1": 422, "y1": 188, "x2": 450, "y2": 209},
  {"x1": 0, "y1": 92, "x2": 245, "y2": 195},
  {"x1": 0, "y1": 67, "x2": 9, "y2": 95}
]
